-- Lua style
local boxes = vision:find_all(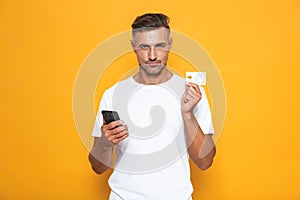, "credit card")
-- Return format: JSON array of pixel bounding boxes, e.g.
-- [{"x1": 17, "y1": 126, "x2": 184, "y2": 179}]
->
[{"x1": 186, "y1": 72, "x2": 206, "y2": 85}]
